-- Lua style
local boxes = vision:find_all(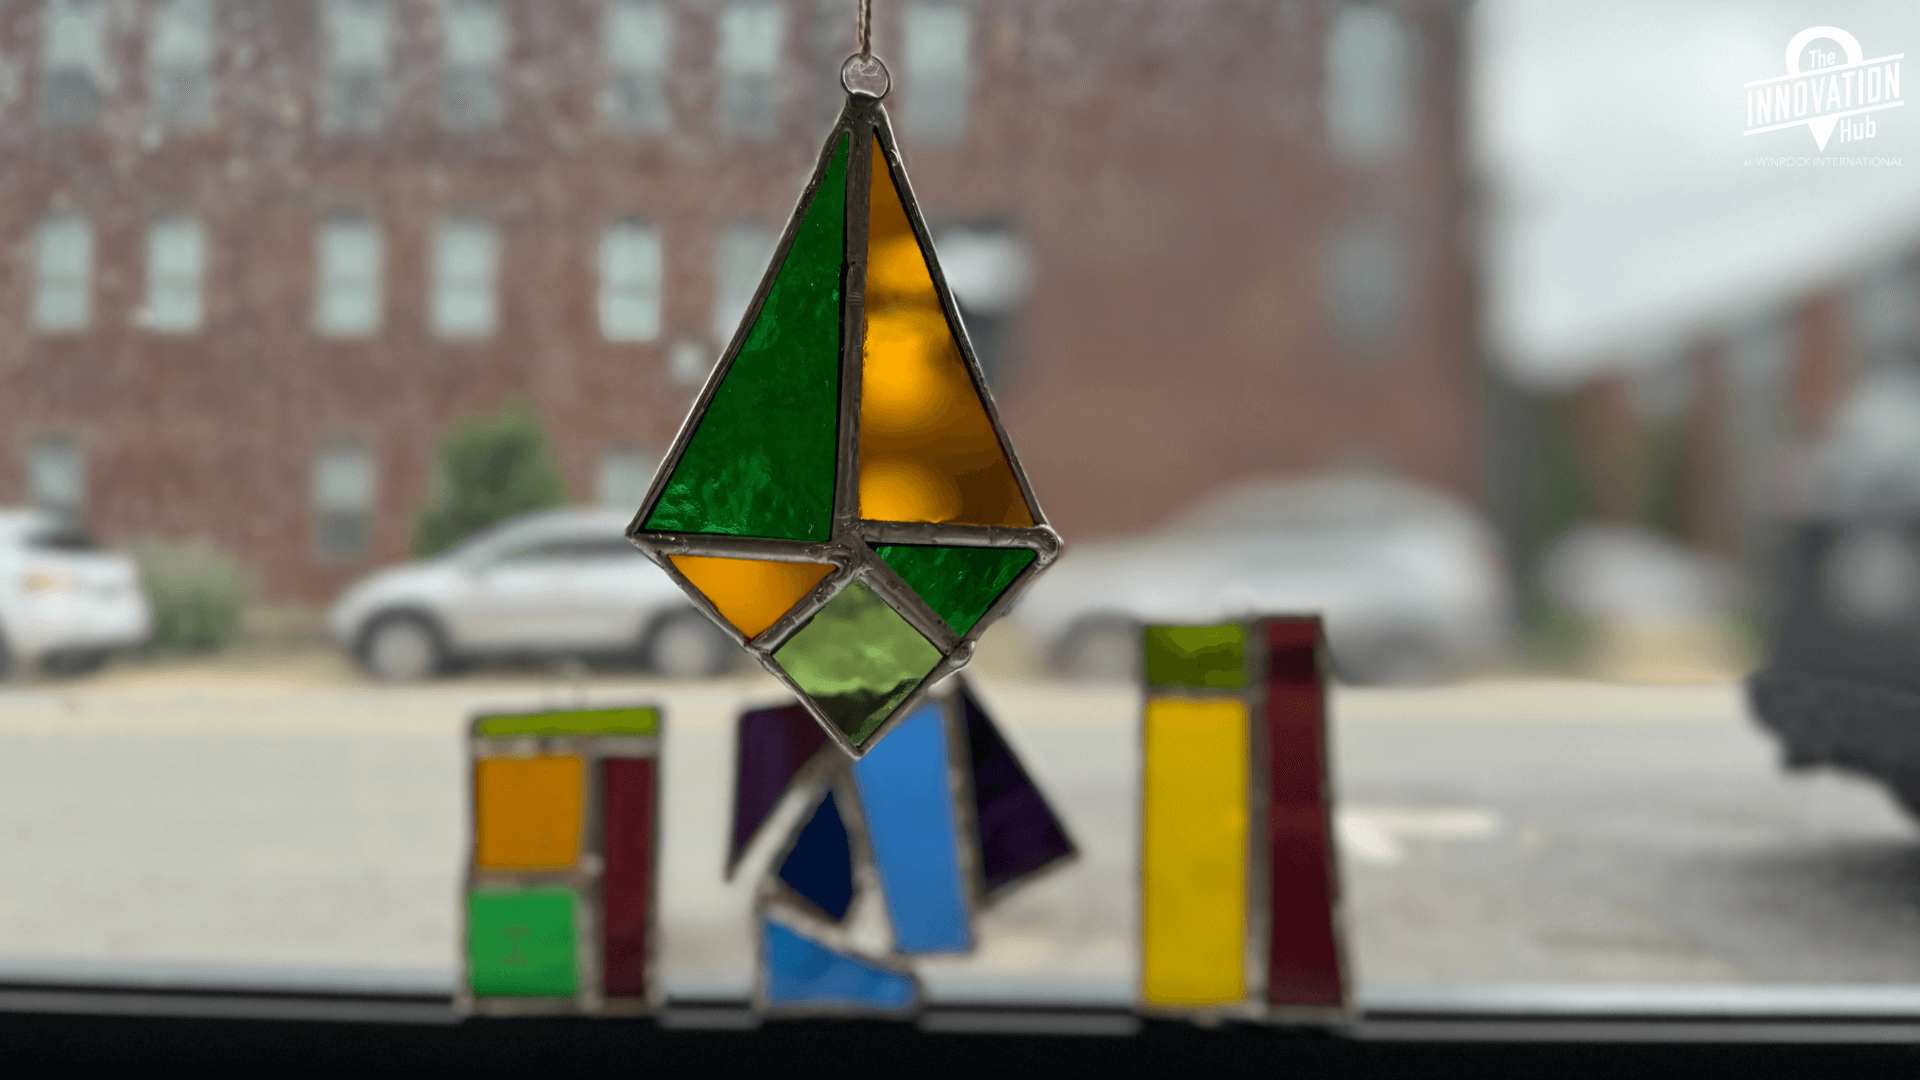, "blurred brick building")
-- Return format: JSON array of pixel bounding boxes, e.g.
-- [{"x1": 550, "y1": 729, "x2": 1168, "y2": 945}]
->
[{"x1": 0, "y1": 0, "x2": 1478, "y2": 603}]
